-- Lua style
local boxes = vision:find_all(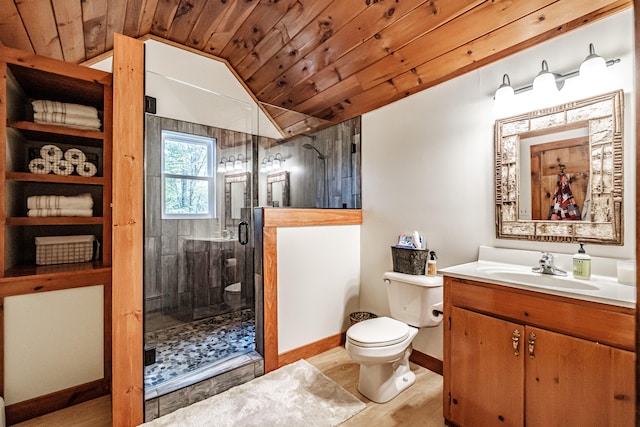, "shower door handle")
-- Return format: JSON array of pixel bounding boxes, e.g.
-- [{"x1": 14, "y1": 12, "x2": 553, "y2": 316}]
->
[{"x1": 238, "y1": 221, "x2": 249, "y2": 245}]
